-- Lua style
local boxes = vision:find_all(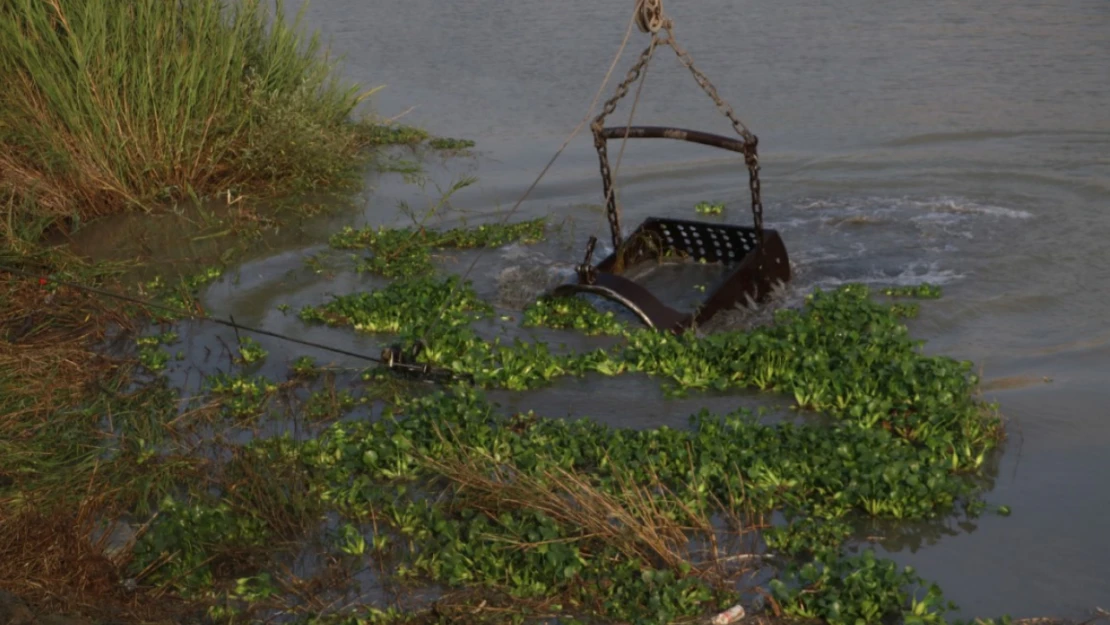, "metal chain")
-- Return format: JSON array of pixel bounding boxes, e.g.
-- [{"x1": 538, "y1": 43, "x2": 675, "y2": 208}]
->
[
  {"x1": 576, "y1": 235, "x2": 599, "y2": 284},
  {"x1": 588, "y1": 1, "x2": 765, "y2": 259},
  {"x1": 663, "y1": 23, "x2": 764, "y2": 238},
  {"x1": 591, "y1": 40, "x2": 660, "y2": 251}
]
